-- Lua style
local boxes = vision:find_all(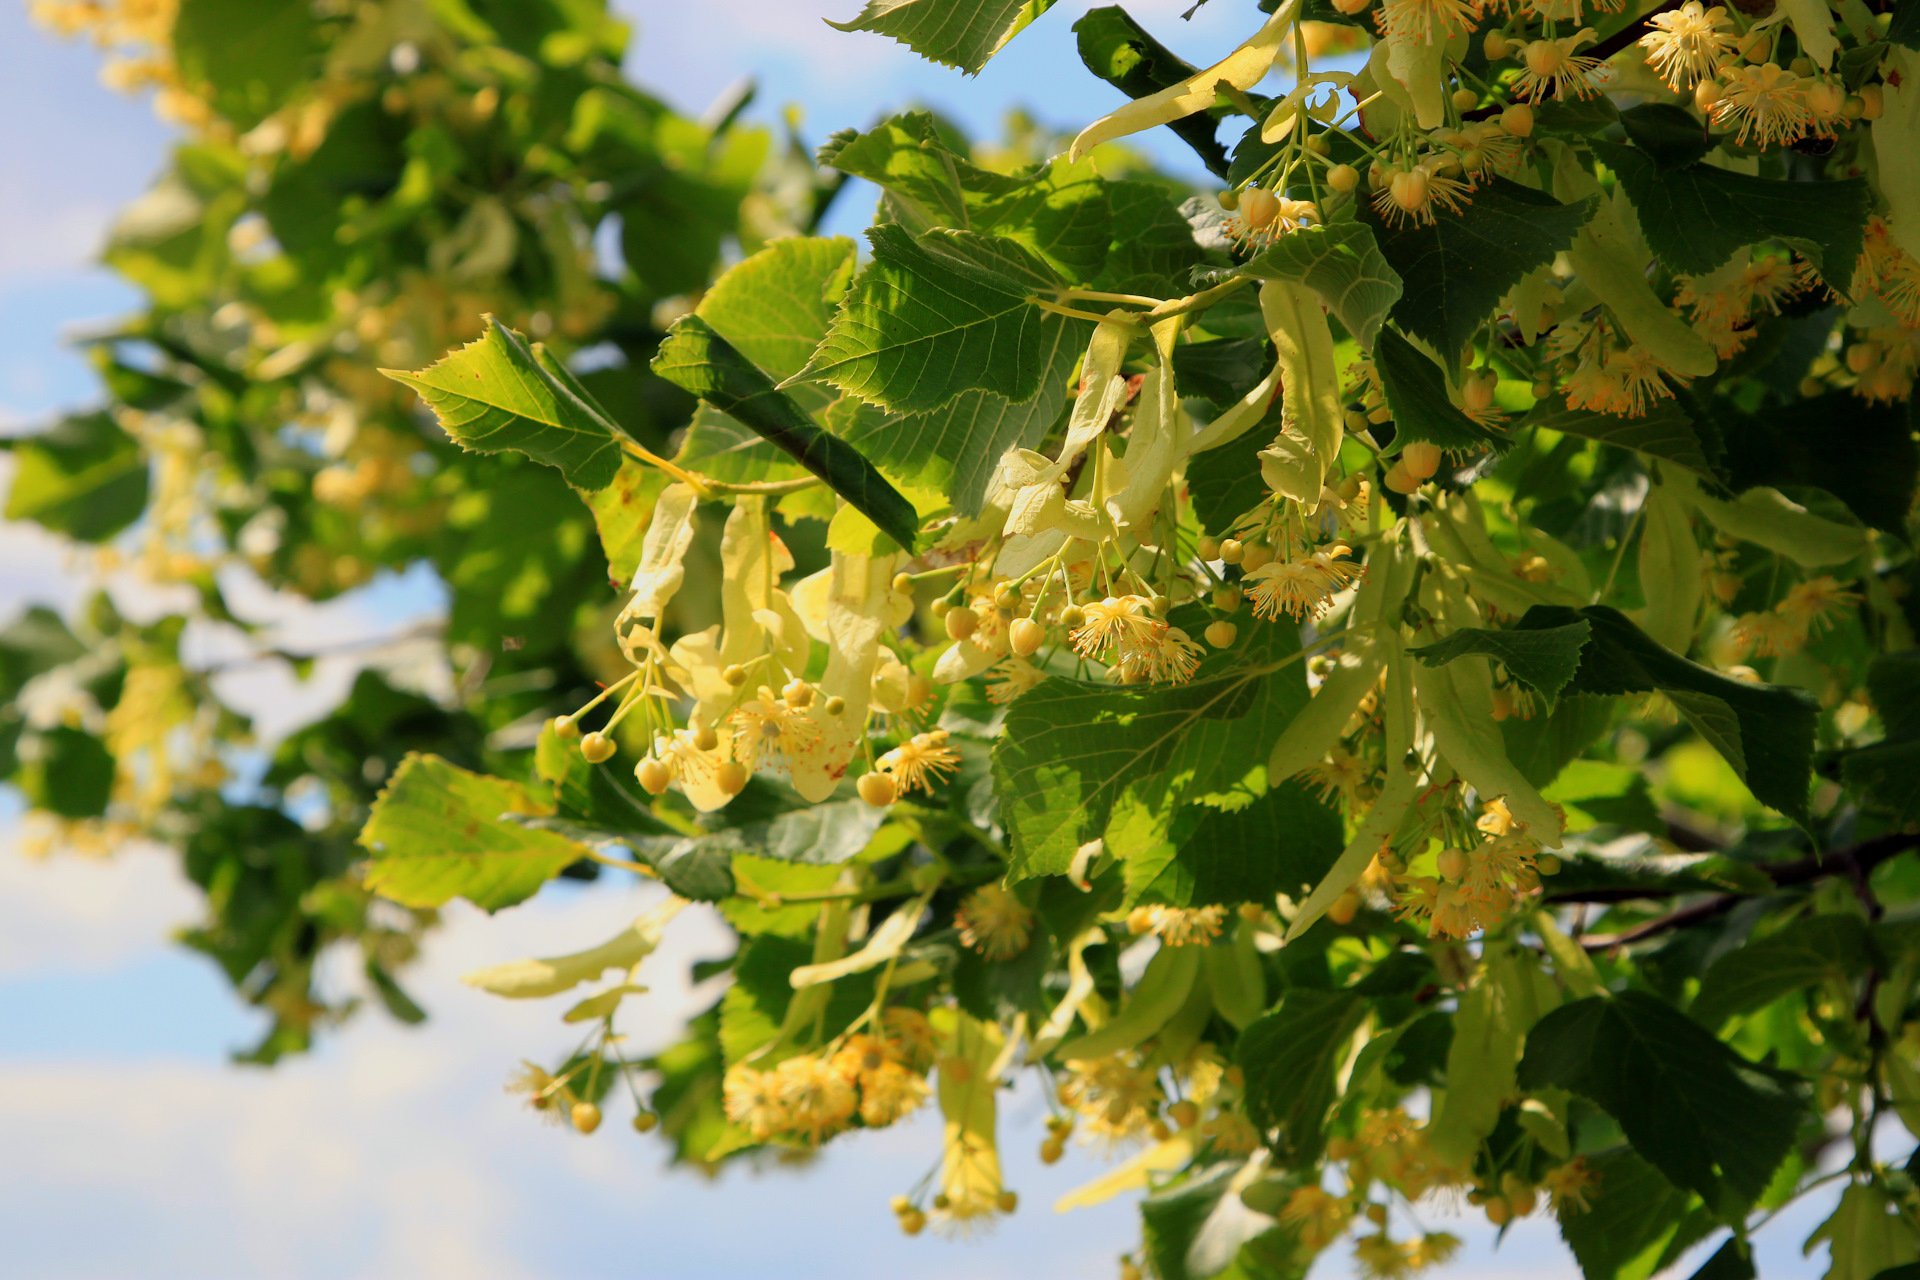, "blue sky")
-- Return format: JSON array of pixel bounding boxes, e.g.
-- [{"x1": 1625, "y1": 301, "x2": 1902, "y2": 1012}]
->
[{"x1": 0, "y1": 3, "x2": 1843, "y2": 1276}]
